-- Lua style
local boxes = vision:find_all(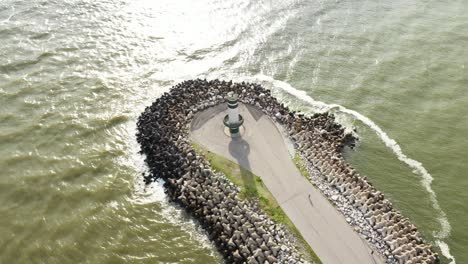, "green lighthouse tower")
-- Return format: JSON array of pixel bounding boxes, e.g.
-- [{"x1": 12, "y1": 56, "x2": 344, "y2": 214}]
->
[{"x1": 223, "y1": 92, "x2": 244, "y2": 137}]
